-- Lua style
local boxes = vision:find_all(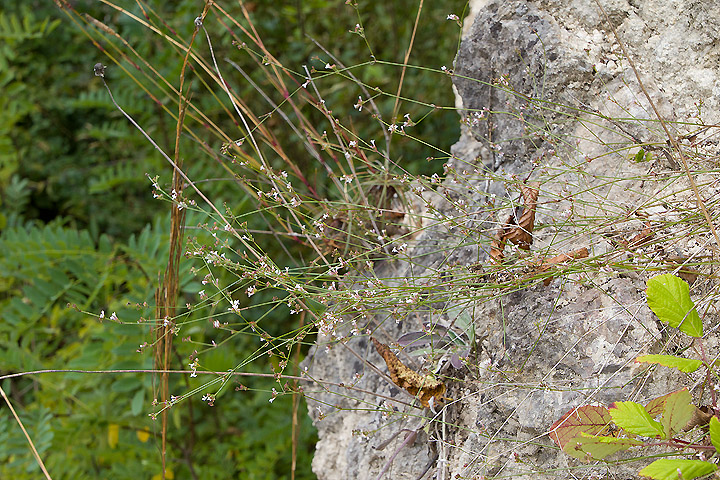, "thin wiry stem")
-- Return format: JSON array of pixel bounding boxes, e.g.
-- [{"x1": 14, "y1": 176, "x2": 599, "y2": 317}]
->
[
  {"x1": 0, "y1": 385, "x2": 52, "y2": 480},
  {"x1": 93, "y1": 62, "x2": 263, "y2": 263}
]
